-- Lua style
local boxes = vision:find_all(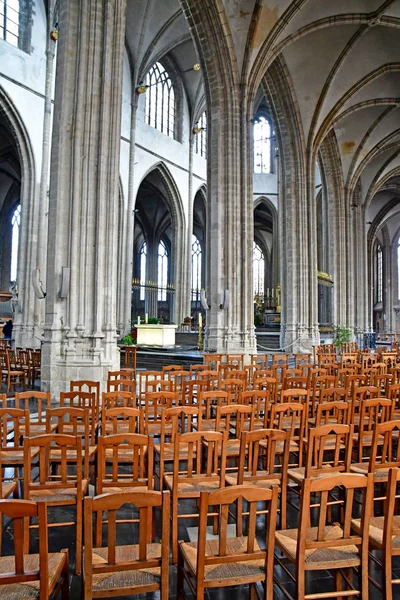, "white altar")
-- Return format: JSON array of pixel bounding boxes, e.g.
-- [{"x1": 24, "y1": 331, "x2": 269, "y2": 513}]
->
[{"x1": 136, "y1": 324, "x2": 177, "y2": 347}]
